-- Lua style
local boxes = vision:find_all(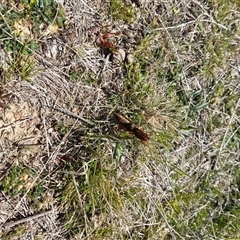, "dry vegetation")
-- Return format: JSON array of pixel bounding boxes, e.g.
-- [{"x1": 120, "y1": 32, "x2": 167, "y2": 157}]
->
[{"x1": 0, "y1": 0, "x2": 240, "y2": 239}]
